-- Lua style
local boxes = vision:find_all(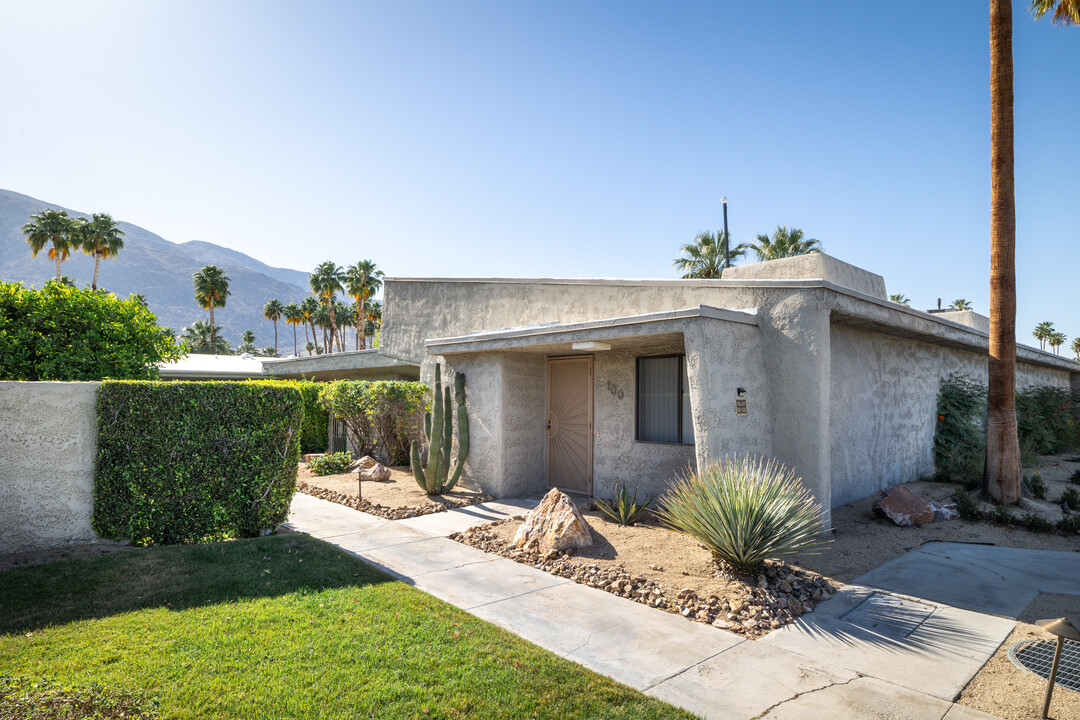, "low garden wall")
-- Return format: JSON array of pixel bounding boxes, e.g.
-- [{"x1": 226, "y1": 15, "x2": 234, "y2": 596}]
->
[{"x1": 0, "y1": 381, "x2": 100, "y2": 554}]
